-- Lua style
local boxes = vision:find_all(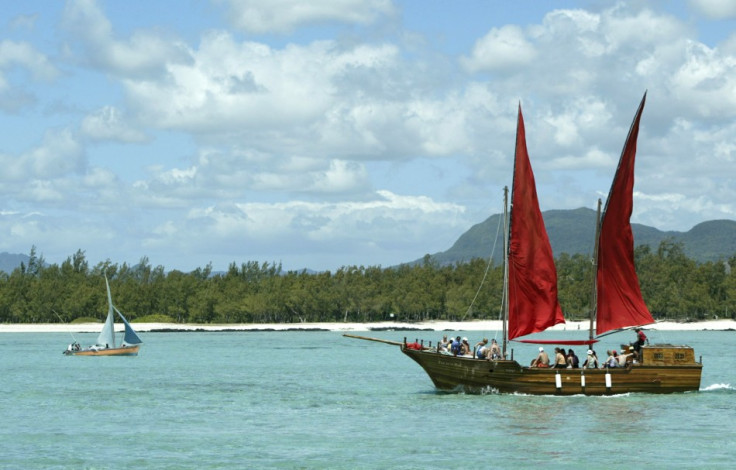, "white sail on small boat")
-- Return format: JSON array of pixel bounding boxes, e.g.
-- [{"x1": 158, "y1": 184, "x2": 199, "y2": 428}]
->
[{"x1": 64, "y1": 275, "x2": 142, "y2": 356}]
